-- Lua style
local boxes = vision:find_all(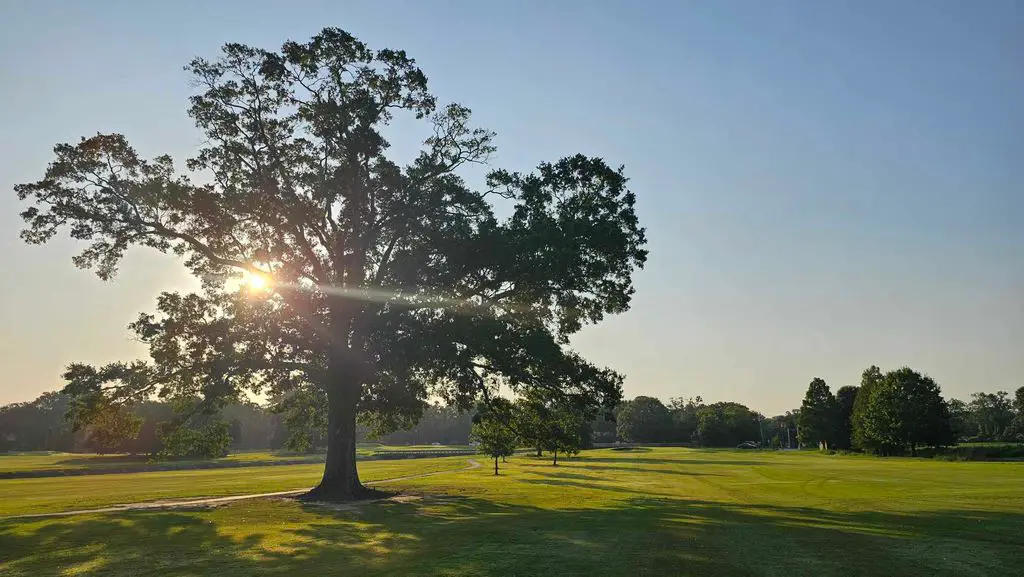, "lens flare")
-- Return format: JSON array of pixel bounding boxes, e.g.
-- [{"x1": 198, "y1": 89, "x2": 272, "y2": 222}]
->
[{"x1": 242, "y1": 270, "x2": 271, "y2": 293}]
